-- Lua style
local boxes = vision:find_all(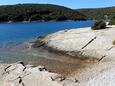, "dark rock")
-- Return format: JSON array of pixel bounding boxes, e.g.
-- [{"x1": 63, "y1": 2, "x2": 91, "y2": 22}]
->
[
  {"x1": 37, "y1": 36, "x2": 46, "y2": 43},
  {"x1": 38, "y1": 66, "x2": 47, "y2": 71},
  {"x1": 74, "y1": 78, "x2": 80, "y2": 83},
  {"x1": 18, "y1": 61, "x2": 25, "y2": 66},
  {"x1": 4, "y1": 65, "x2": 12, "y2": 71},
  {"x1": 32, "y1": 35, "x2": 46, "y2": 48}
]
